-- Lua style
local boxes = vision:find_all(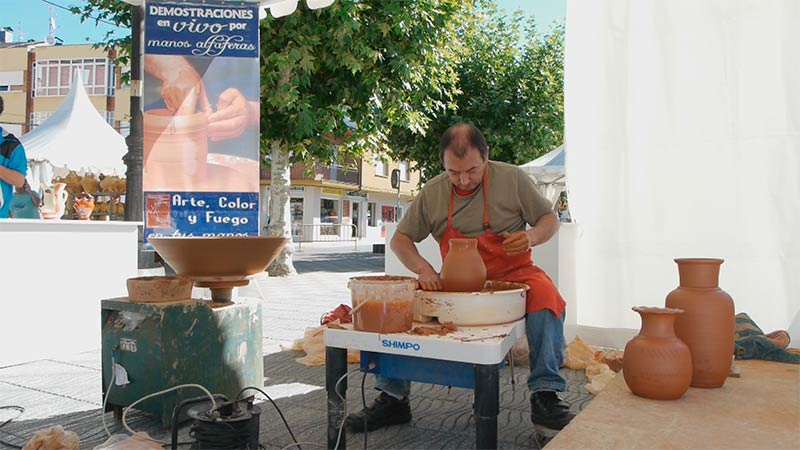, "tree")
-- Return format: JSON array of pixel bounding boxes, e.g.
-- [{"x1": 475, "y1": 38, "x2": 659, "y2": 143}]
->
[
  {"x1": 72, "y1": 0, "x2": 471, "y2": 275},
  {"x1": 389, "y1": 3, "x2": 565, "y2": 181}
]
